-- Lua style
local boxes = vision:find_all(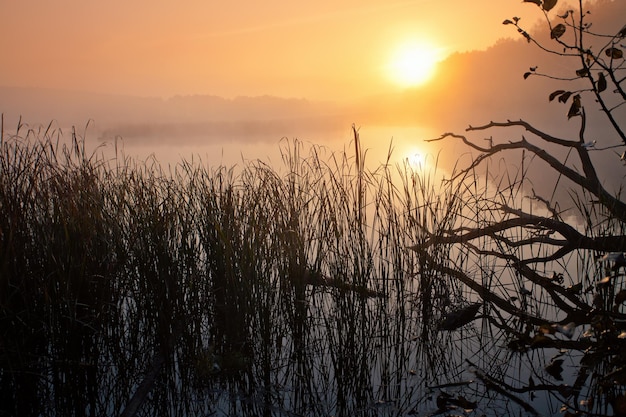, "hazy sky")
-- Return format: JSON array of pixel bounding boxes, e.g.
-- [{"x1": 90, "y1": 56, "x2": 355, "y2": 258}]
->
[
  {"x1": 1, "y1": 0, "x2": 624, "y2": 203},
  {"x1": 1, "y1": 0, "x2": 541, "y2": 100}
]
